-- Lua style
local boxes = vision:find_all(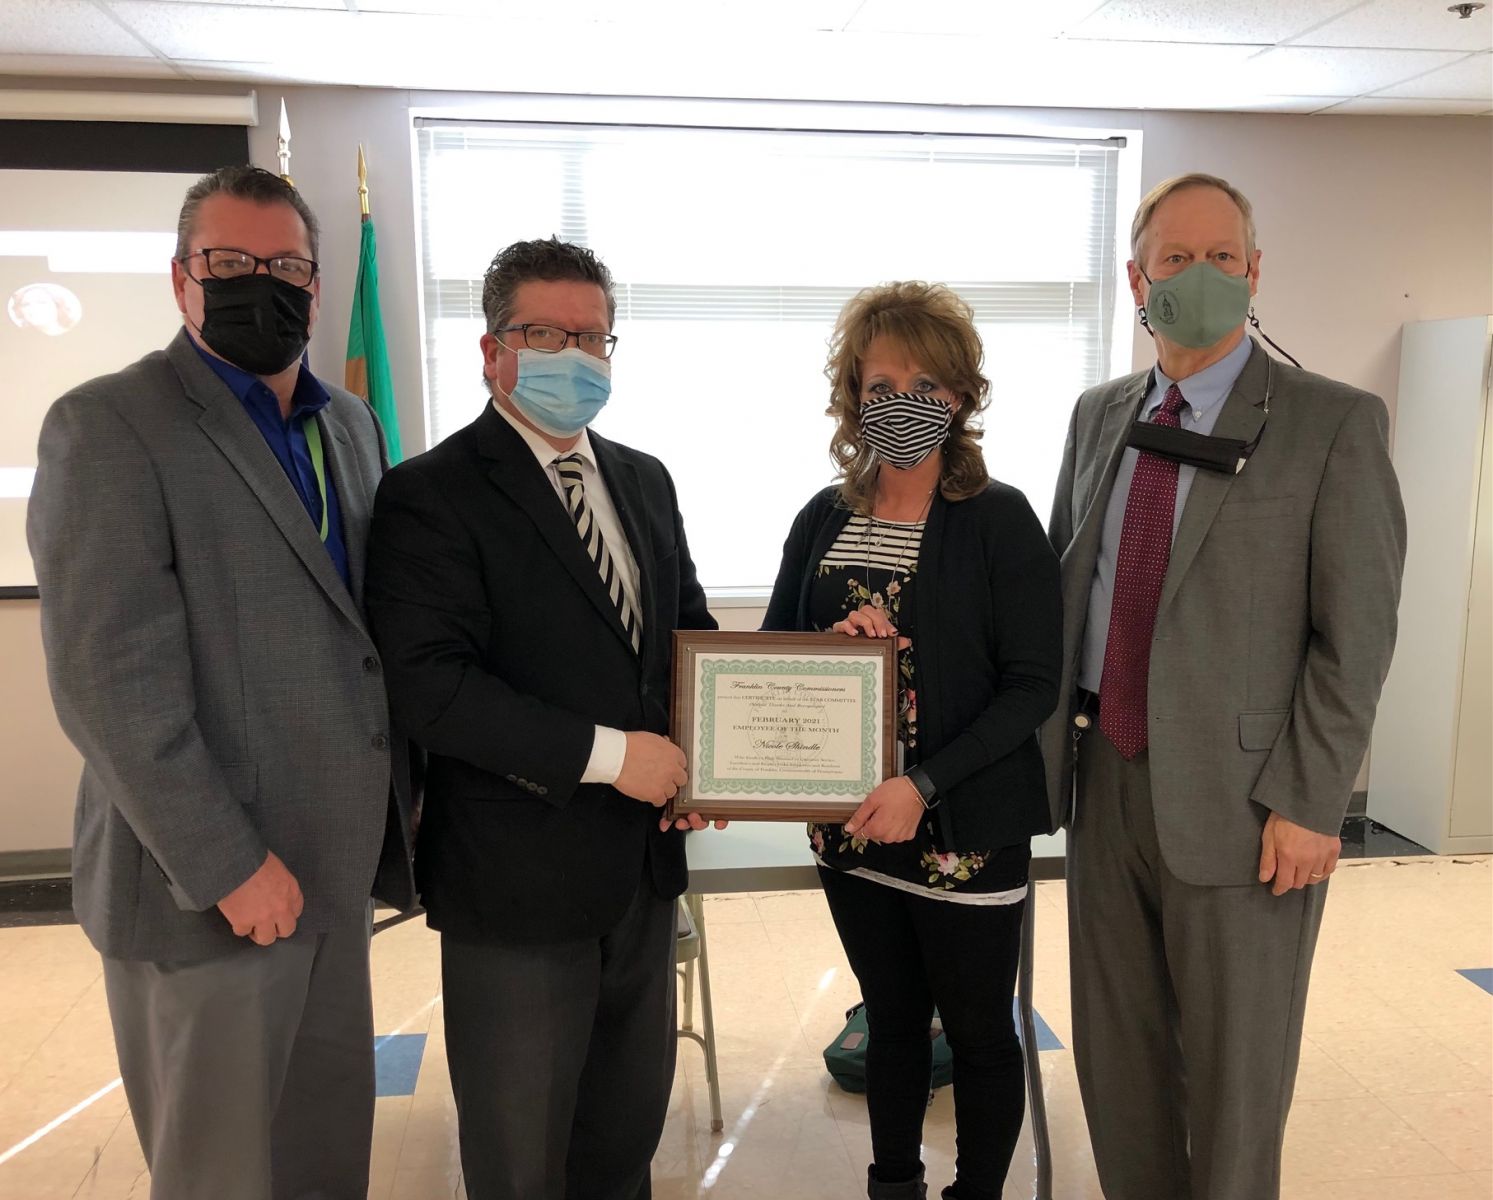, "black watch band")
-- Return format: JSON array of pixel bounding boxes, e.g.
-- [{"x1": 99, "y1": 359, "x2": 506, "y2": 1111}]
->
[{"x1": 905, "y1": 765, "x2": 938, "y2": 809}]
